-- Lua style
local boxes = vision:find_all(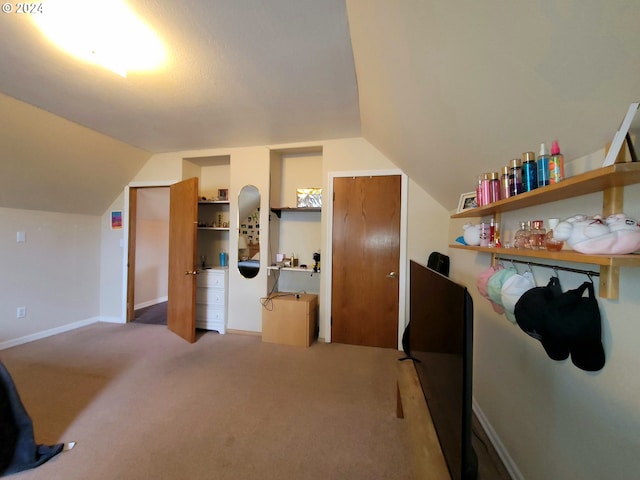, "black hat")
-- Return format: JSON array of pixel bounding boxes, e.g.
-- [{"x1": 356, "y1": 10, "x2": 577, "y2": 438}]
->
[
  {"x1": 547, "y1": 282, "x2": 605, "y2": 372},
  {"x1": 514, "y1": 277, "x2": 568, "y2": 361}
]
